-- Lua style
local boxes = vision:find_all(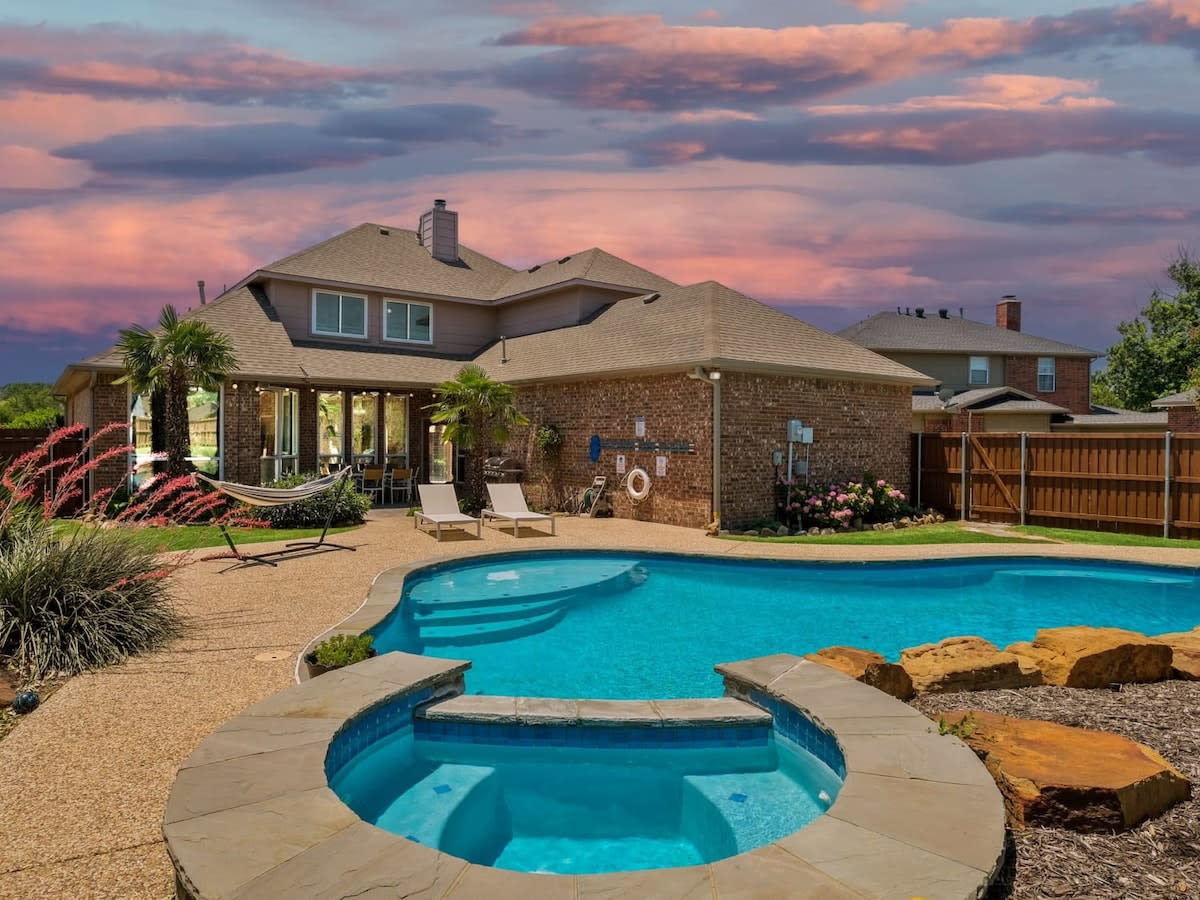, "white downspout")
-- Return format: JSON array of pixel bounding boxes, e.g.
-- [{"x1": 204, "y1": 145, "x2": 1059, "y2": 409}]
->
[{"x1": 687, "y1": 367, "x2": 721, "y2": 526}]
